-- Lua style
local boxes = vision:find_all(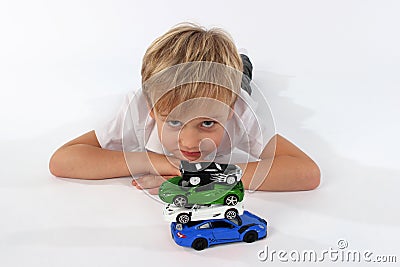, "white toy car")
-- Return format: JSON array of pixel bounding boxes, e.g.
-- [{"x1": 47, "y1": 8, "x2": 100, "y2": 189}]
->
[{"x1": 163, "y1": 203, "x2": 245, "y2": 224}]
